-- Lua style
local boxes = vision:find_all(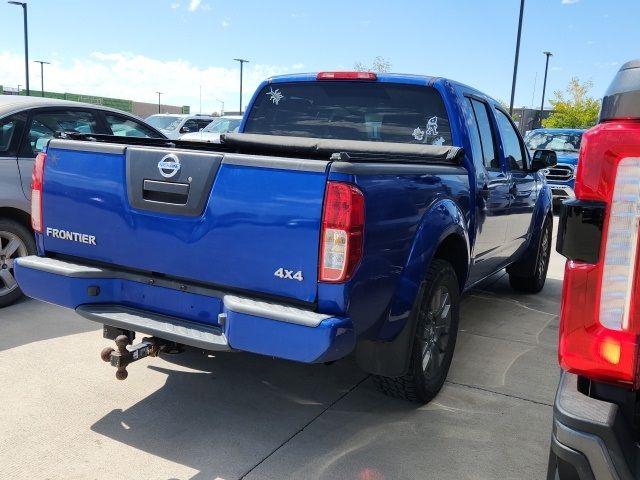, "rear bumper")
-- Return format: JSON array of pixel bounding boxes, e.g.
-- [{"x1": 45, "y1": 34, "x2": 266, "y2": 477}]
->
[
  {"x1": 548, "y1": 371, "x2": 637, "y2": 479},
  {"x1": 14, "y1": 256, "x2": 355, "y2": 363}
]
